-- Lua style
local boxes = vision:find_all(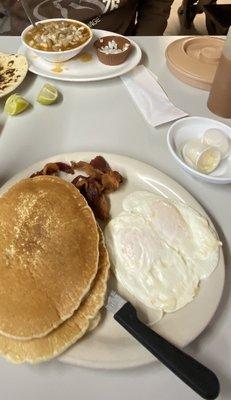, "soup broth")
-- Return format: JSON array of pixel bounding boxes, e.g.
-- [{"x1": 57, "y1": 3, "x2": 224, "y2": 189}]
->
[{"x1": 25, "y1": 21, "x2": 91, "y2": 52}]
